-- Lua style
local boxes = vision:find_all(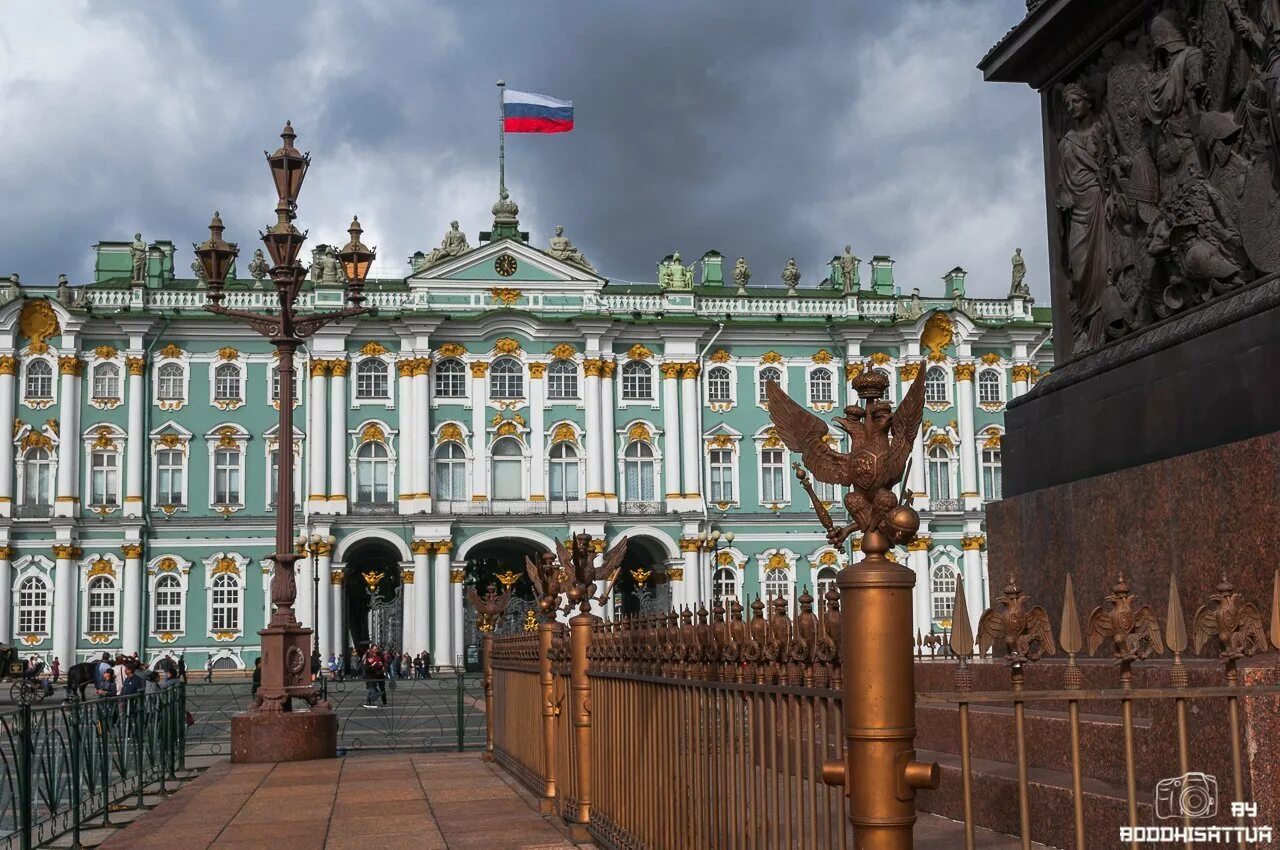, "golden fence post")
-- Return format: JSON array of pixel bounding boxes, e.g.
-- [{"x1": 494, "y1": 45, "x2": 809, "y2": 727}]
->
[
  {"x1": 567, "y1": 611, "x2": 594, "y2": 843},
  {"x1": 482, "y1": 632, "x2": 495, "y2": 762},
  {"x1": 539, "y1": 621, "x2": 558, "y2": 814}
]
